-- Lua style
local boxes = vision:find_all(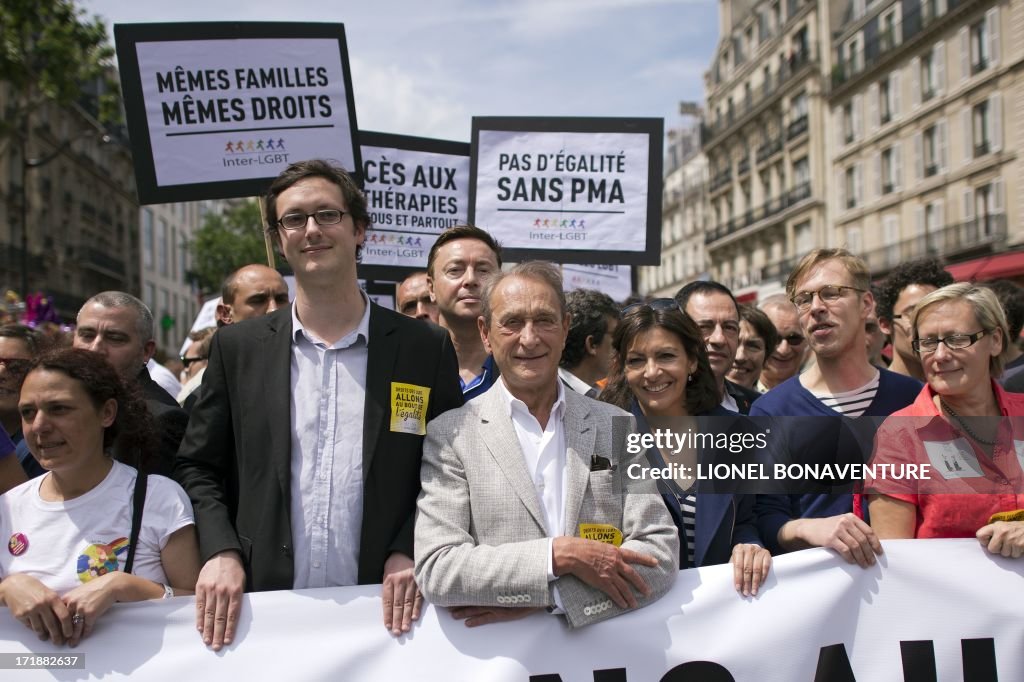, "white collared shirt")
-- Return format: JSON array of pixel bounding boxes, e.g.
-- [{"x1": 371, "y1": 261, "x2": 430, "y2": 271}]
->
[
  {"x1": 495, "y1": 379, "x2": 568, "y2": 540},
  {"x1": 558, "y1": 367, "x2": 598, "y2": 398},
  {"x1": 288, "y1": 292, "x2": 371, "y2": 589}
]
